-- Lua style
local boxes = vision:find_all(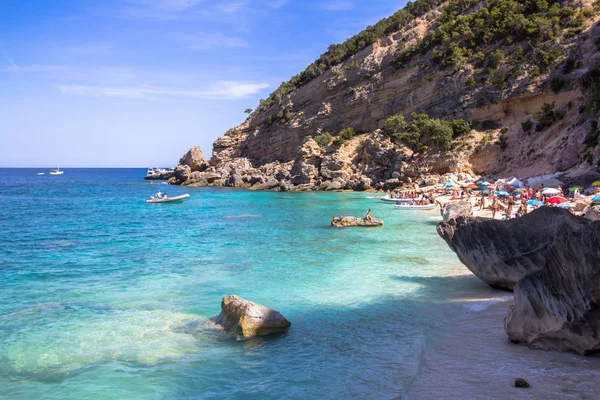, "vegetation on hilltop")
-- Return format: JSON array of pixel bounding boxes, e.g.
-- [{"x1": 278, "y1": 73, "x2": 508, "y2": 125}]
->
[
  {"x1": 254, "y1": 0, "x2": 597, "y2": 116},
  {"x1": 396, "y1": 0, "x2": 597, "y2": 85}
]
